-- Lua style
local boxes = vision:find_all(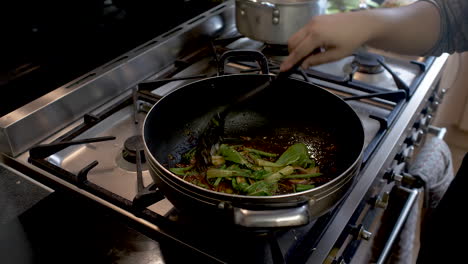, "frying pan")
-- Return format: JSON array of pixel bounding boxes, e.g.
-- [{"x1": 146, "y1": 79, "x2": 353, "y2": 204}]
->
[{"x1": 142, "y1": 50, "x2": 365, "y2": 228}]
